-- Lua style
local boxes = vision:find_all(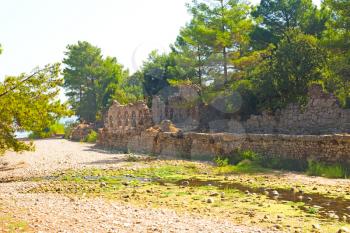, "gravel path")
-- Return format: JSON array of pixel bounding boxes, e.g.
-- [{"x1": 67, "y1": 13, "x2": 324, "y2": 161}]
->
[
  {"x1": 0, "y1": 139, "x2": 273, "y2": 233},
  {"x1": 0, "y1": 139, "x2": 128, "y2": 181}
]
